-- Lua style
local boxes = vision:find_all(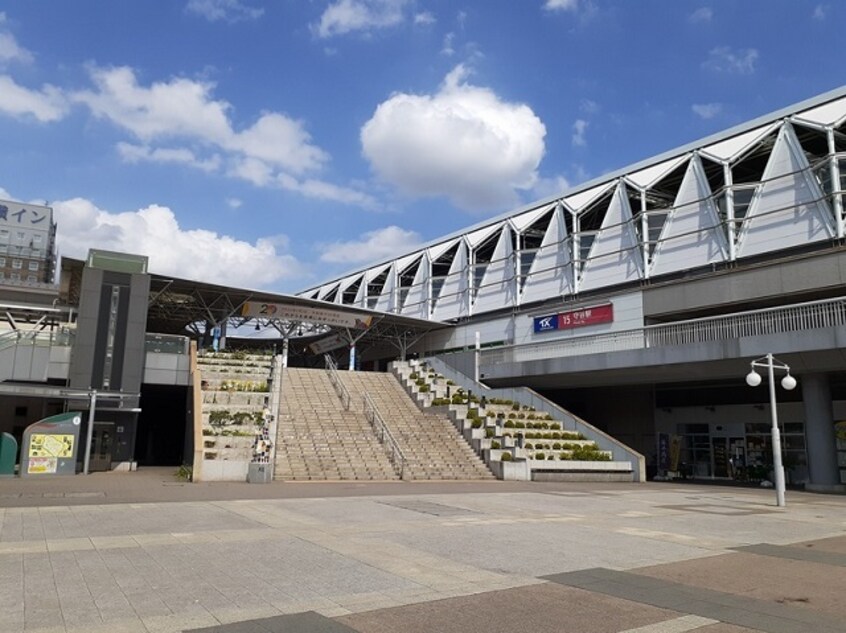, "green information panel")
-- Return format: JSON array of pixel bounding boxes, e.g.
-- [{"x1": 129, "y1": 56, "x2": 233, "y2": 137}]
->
[{"x1": 21, "y1": 412, "x2": 83, "y2": 477}]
